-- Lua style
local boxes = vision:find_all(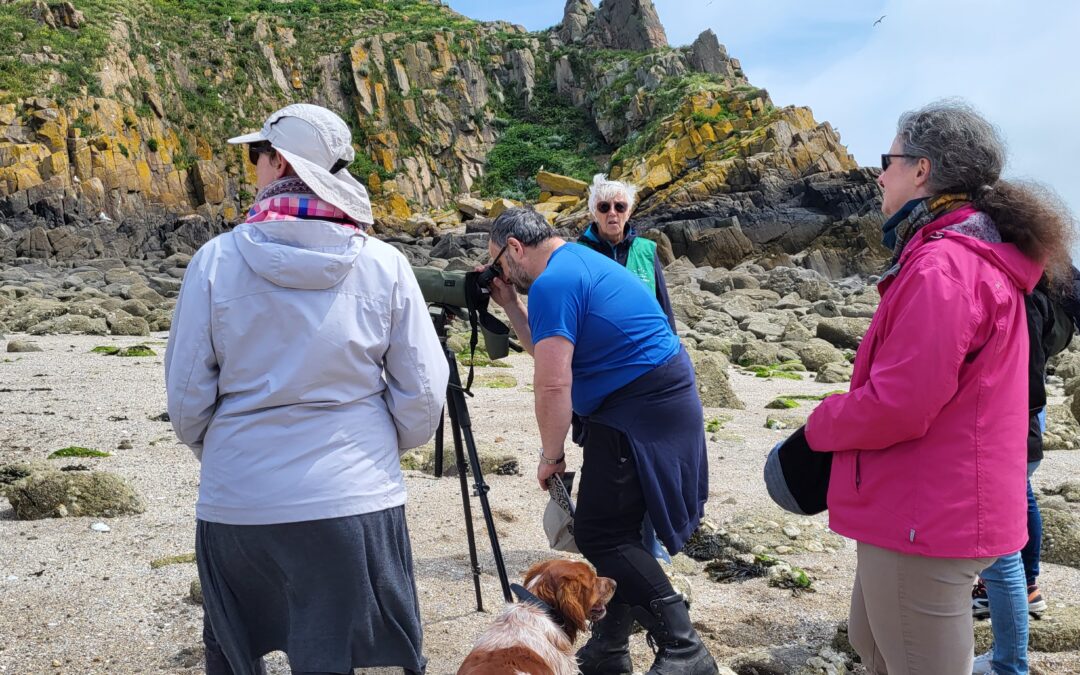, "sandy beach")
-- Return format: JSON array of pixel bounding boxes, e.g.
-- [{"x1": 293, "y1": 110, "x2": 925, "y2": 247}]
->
[{"x1": 2, "y1": 332, "x2": 1080, "y2": 674}]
